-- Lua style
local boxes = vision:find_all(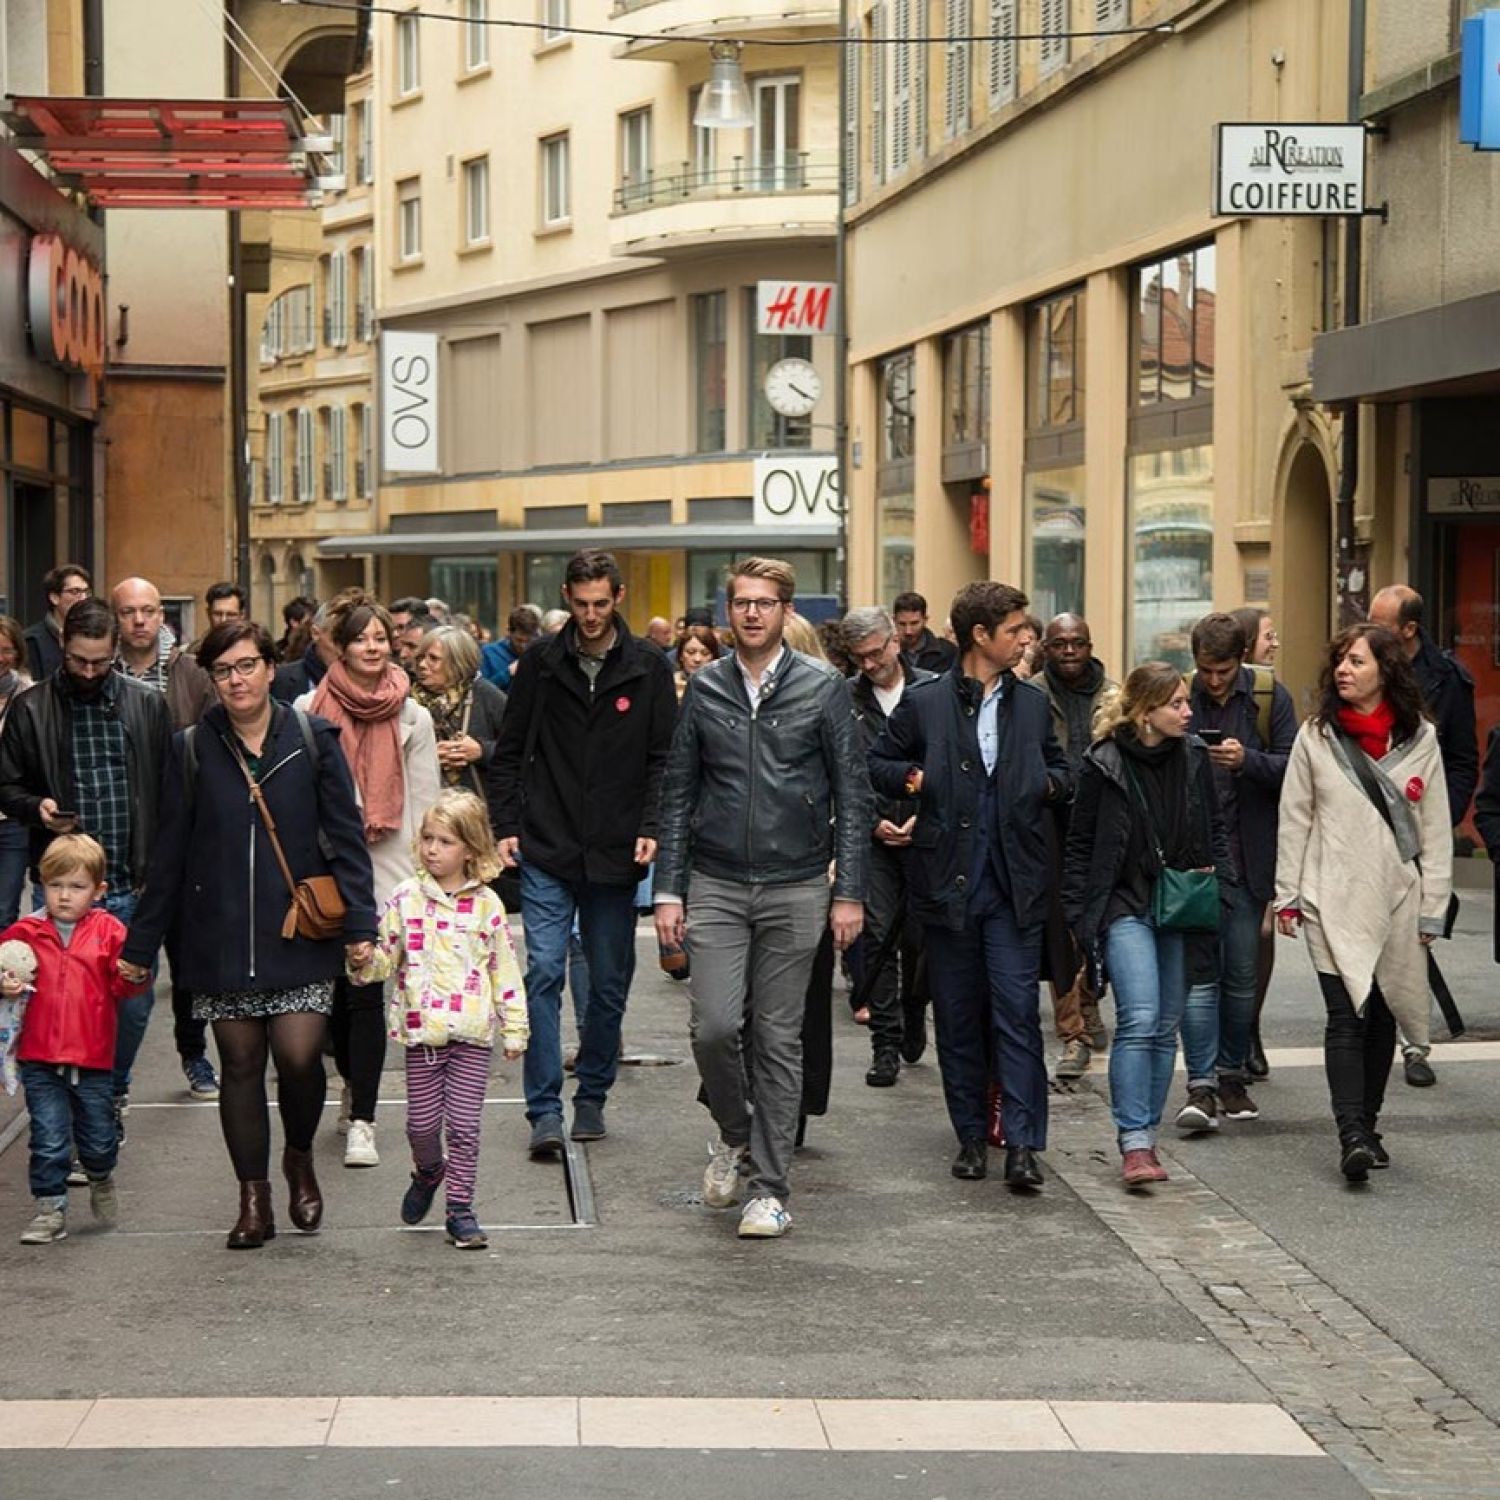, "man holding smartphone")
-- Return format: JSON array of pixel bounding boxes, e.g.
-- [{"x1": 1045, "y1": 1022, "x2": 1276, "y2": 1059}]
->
[
  {"x1": 1180, "y1": 613, "x2": 1297, "y2": 1132},
  {"x1": 843, "y1": 606, "x2": 935, "y2": 1086}
]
